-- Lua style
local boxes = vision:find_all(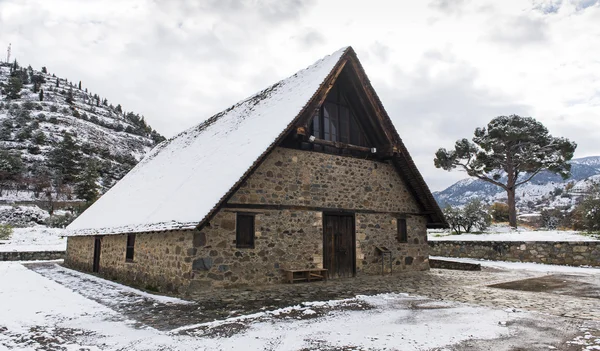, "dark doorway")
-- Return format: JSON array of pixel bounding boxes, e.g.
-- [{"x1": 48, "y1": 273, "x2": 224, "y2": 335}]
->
[
  {"x1": 323, "y1": 213, "x2": 355, "y2": 278},
  {"x1": 93, "y1": 236, "x2": 101, "y2": 273}
]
